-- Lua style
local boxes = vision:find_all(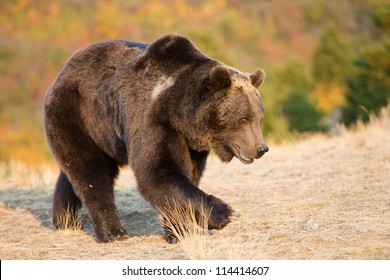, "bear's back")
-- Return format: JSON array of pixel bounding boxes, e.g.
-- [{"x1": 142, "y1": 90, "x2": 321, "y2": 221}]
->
[{"x1": 69, "y1": 39, "x2": 147, "y2": 75}]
